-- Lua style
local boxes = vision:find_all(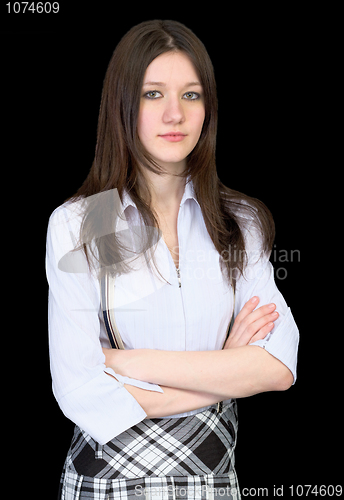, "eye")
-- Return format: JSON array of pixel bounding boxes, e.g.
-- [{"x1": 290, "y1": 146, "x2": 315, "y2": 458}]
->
[
  {"x1": 183, "y1": 91, "x2": 200, "y2": 100},
  {"x1": 143, "y1": 90, "x2": 163, "y2": 99}
]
